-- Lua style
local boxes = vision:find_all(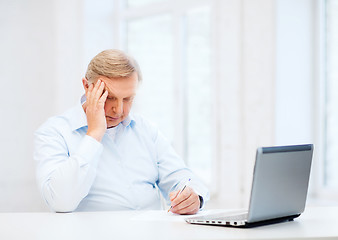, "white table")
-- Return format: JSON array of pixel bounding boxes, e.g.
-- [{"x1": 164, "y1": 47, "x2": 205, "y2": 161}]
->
[{"x1": 1, "y1": 207, "x2": 337, "y2": 240}]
